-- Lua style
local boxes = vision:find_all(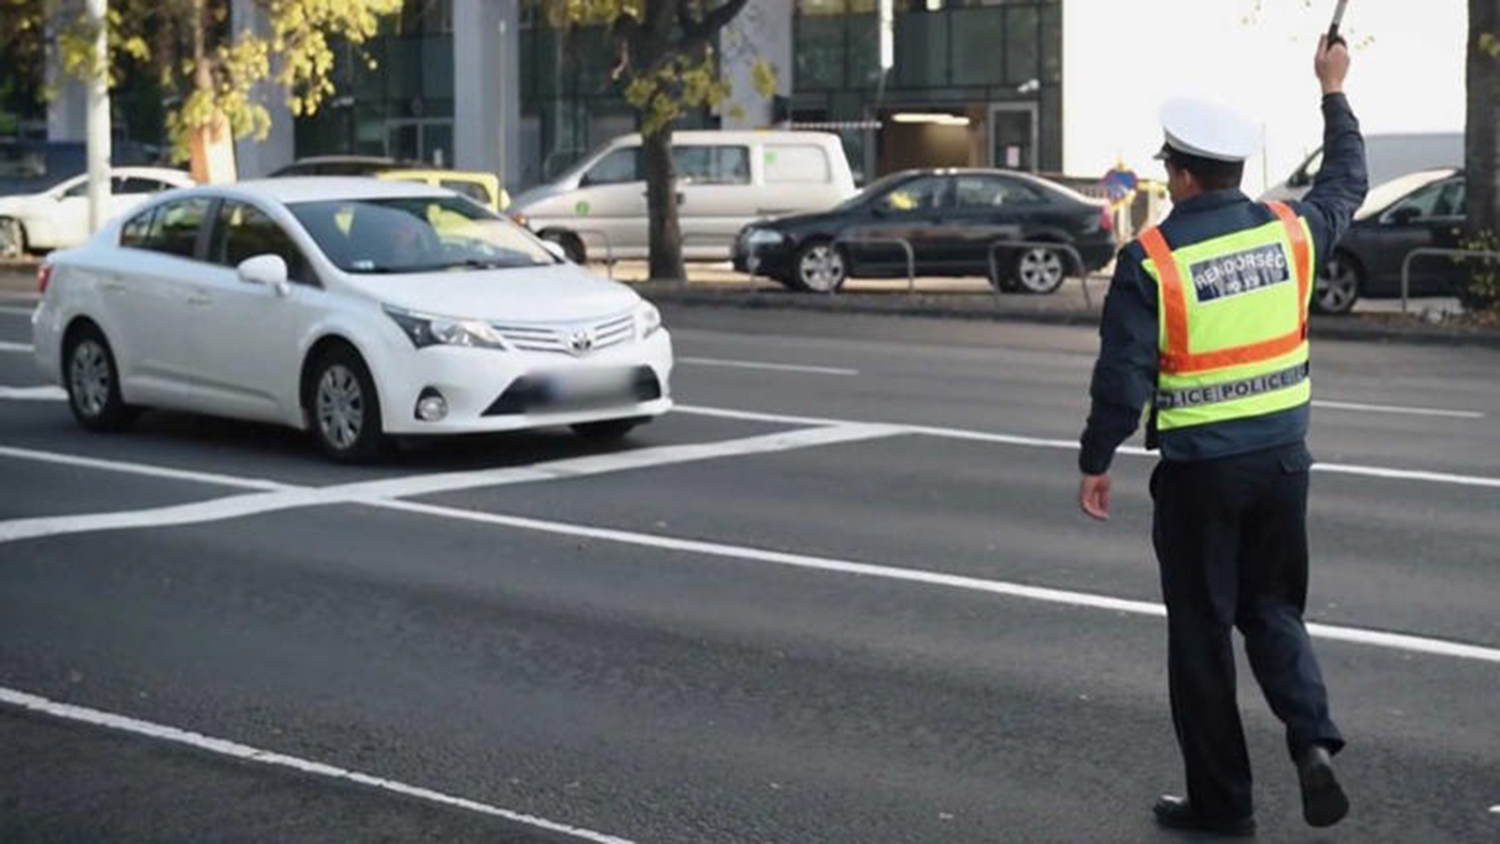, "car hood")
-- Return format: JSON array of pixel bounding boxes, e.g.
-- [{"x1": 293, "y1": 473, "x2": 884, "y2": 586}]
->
[
  {"x1": 508, "y1": 182, "x2": 572, "y2": 213},
  {"x1": 342, "y1": 262, "x2": 641, "y2": 322},
  {"x1": 758, "y1": 207, "x2": 854, "y2": 232}
]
